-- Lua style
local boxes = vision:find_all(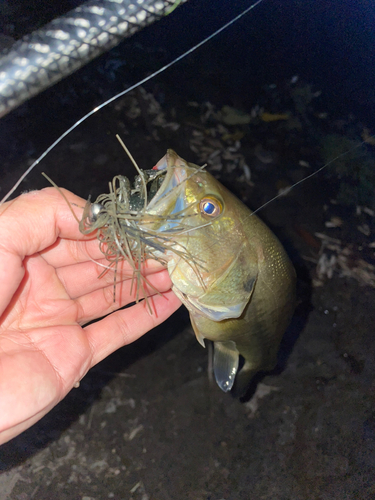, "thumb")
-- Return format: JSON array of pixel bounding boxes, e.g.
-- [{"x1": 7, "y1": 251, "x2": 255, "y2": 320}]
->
[{"x1": 0, "y1": 188, "x2": 86, "y2": 315}]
